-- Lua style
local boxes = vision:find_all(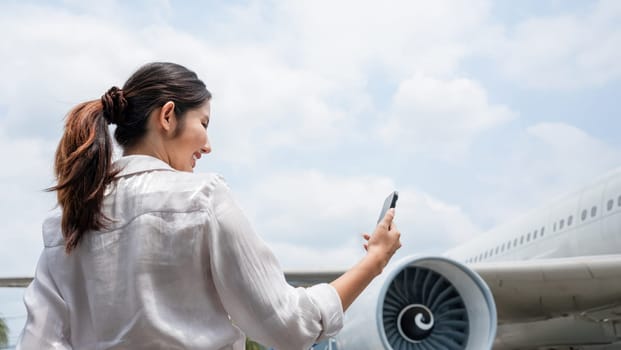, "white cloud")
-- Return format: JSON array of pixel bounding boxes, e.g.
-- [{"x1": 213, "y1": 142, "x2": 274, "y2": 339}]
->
[
  {"x1": 0, "y1": 0, "x2": 619, "y2": 277},
  {"x1": 495, "y1": 0, "x2": 621, "y2": 89},
  {"x1": 0, "y1": 3, "x2": 360, "y2": 167},
  {"x1": 524, "y1": 122, "x2": 621, "y2": 183},
  {"x1": 473, "y1": 122, "x2": 621, "y2": 226},
  {"x1": 269, "y1": 0, "x2": 495, "y2": 79},
  {"x1": 270, "y1": 239, "x2": 364, "y2": 271},
  {"x1": 380, "y1": 74, "x2": 515, "y2": 159},
  {"x1": 0, "y1": 4, "x2": 152, "y2": 136},
  {"x1": 236, "y1": 170, "x2": 481, "y2": 269},
  {"x1": 0, "y1": 0, "x2": 507, "y2": 167},
  {"x1": 0, "y1": 126, "x2": 57, "y2": 276}
]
